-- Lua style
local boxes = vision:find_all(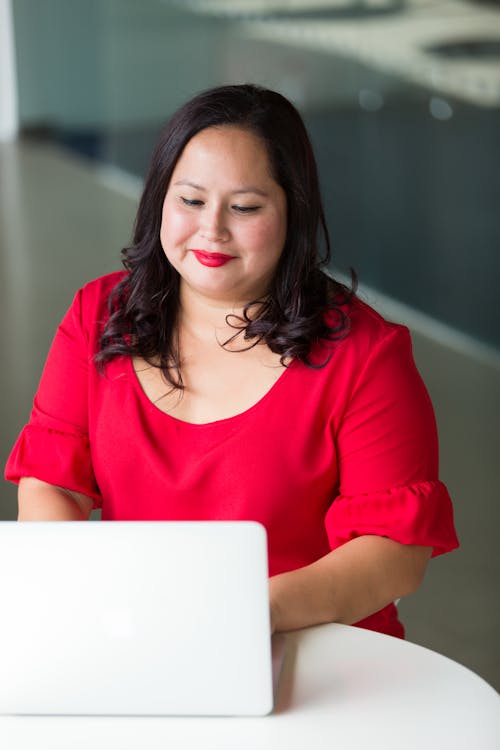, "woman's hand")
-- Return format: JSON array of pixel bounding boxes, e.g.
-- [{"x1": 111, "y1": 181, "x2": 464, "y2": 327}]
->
[
  {"x1": 269, "y1": 596, "x2": 280, "y2": 635},
  {"x1": 268, "y1": 535, "x2": 432, "y2": 633}
]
